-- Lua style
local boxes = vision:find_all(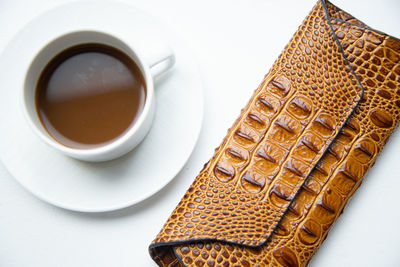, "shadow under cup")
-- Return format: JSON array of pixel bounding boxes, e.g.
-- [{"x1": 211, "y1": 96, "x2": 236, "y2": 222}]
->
[{"x1": 23, "y1": 31, "x2": 156, "y2": 162}]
